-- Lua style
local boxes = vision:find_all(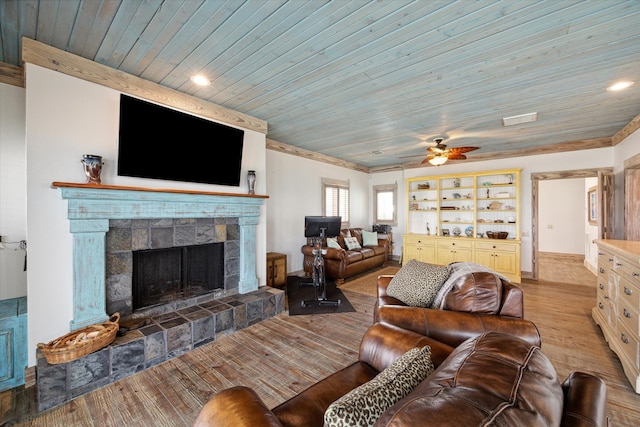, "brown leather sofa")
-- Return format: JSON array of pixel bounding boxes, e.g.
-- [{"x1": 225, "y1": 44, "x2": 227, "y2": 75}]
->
[
  {"x1": 374, "y1": 269, "x2": 525, "y2": 323},
  {"x1": 301, "y1": 228, "x2": 388, "y2": 284},
  {"x1": 193, "y1": 318, "x2": 607, "y2": 427}
]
